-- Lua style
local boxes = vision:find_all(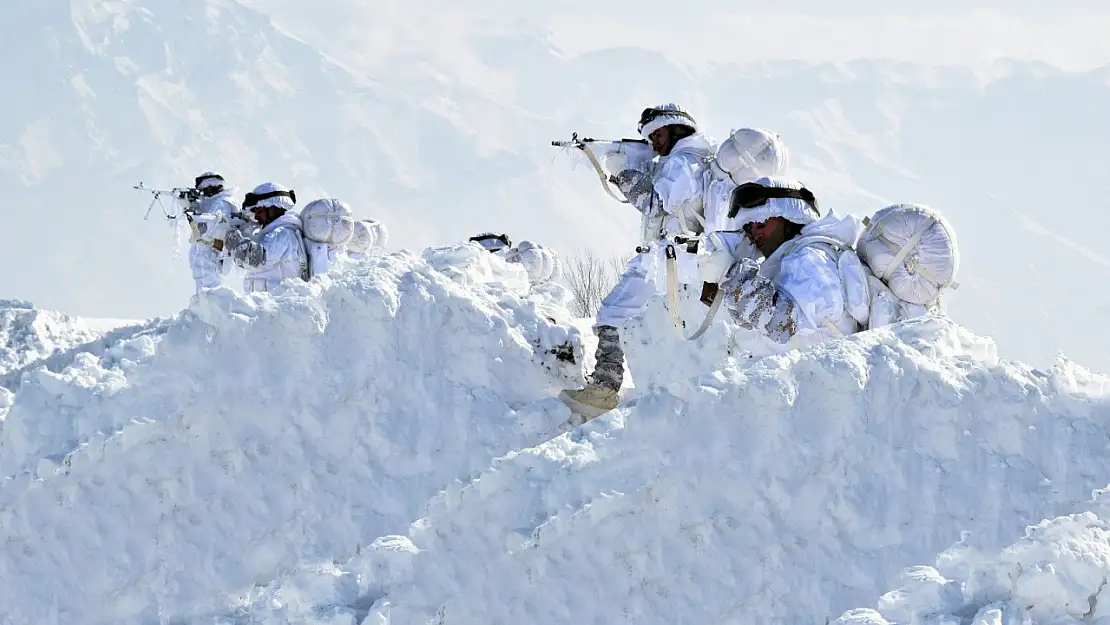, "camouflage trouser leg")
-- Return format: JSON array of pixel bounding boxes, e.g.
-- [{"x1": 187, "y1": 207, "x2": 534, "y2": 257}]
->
[{"x1": 588, "y1": 325, "x2": 624, "y2": 392}]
